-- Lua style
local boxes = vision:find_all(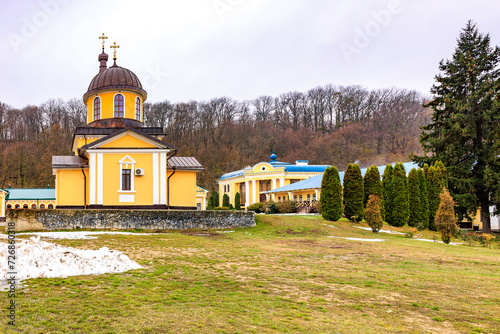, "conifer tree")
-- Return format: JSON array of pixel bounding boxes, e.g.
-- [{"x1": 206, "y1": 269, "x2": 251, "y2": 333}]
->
[
  {"x1": 365, "y1": 195, "x2": 383, "y2": 233},
  {"x1": 234, "y1": 192, "x2": 241, "y2": 210},
  {"x1": 417, "y1": 168, "x2": 430, "y2": 229},
  {"x1": 408, "y1": 168, "x2": 422, "y2": 228},
  {"x1": 343, "y1": 163, "x2": 364, "y2": 222},
  {"x1": 212, "y1": 190, "x2": 219, "y2": 208},
  {"x1": 382, "y1": 164, "x2": 394, "y2": 223},
  {"x1": 364, "y1": 165, "x2": 385, "y2": 220},
  {"x1": 320, "y1": 166, "x2": 343, "y2": 221},
  {"x1": 389, "y1": 163, "x2": 409, "y2": 227},
  {"x1": 427, "y1": 161, "x2": 447, "y2": 230},
  {"x1": 222, "y1": 194, "x2": 230, "y2": 208},
  {"x1": 412, "y1": 21, "x2": 500, "y2": 233},
  {"x1": 435, "y1": 188, "x2": 459, "y2": 244}
]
